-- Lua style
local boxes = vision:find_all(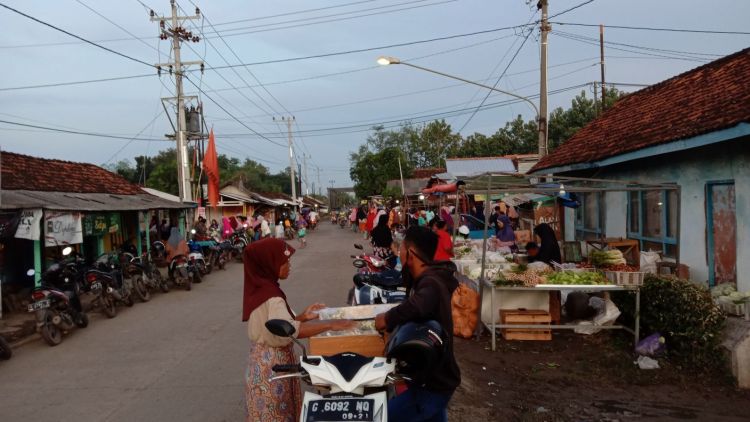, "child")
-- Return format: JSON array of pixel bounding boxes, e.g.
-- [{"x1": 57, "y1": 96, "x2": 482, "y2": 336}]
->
[{"x1": 297, "y1": 219, "x2": 308, "y2": 248}]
